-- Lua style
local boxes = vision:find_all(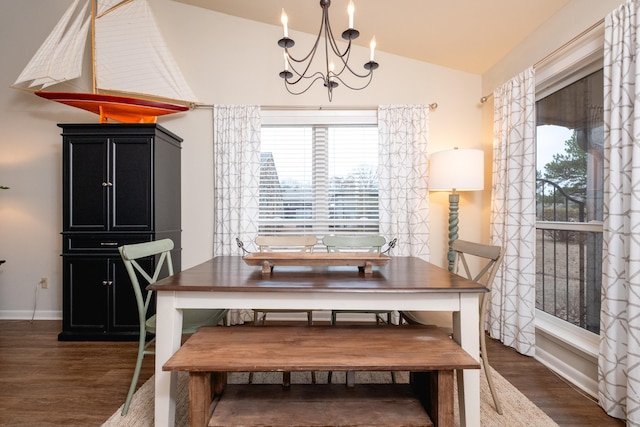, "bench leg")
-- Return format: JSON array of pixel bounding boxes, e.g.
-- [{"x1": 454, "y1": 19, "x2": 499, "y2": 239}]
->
[
  {"x1": 346, "y1": 371, "x2": 356, "y2": 388},
  {"x1": 283, "y1": 371, "x2": 291, "y2": 387},
  {"x1": 212, "y1": 372, "x2": 227, "y2": 396},
  {"x1": 411, "y1": 370, "x2": 454, "y2": 427},
  {"x1": 189, "y1": 372, "x2": 213, "y2": 427}
]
